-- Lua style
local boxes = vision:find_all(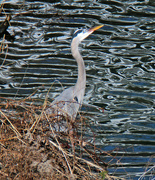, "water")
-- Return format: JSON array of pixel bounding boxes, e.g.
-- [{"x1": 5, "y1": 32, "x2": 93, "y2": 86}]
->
[{"x1": 0, "y1": 0, "x2": 155, "y2": 179}]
